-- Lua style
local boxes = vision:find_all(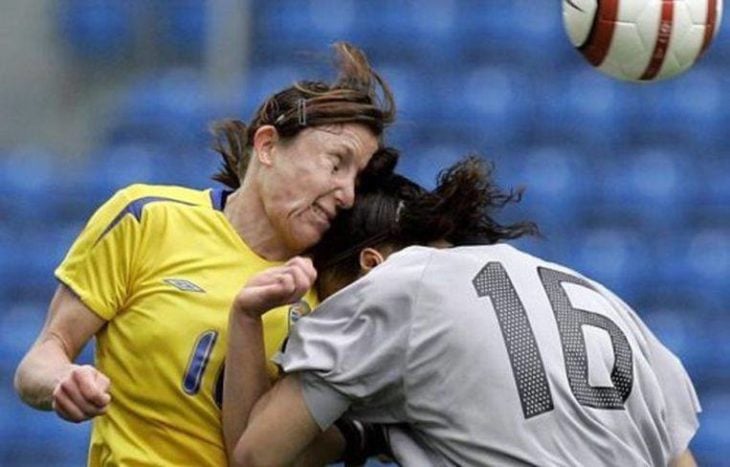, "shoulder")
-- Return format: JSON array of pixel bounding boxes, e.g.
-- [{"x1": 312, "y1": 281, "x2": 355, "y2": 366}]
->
[
  {"x1": 83, "y1": 184, "x2": 224, "y2": 242},
  {"x1": 360, "y1": 246, "x2": 437, "y2": 295},
  {"x1": 309, "y1": 247, "x2": 437, "y2": 323},
  {"x1": 99, "y1": 184, "x2": 223, "y2": 224},
  {"x1": 115, "y1": 183, "x2": 217, "y2": 209}
]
